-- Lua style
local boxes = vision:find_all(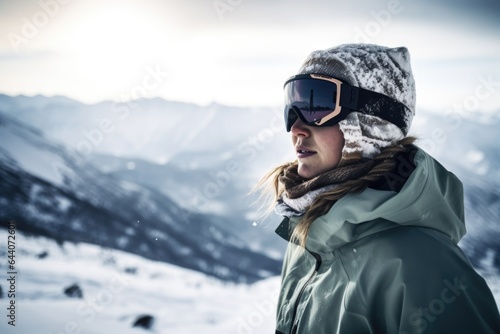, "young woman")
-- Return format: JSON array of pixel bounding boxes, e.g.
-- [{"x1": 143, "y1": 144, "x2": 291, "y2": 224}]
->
[{"x1": 257, "y1": 44, "x2": 500, "y2": 334}]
